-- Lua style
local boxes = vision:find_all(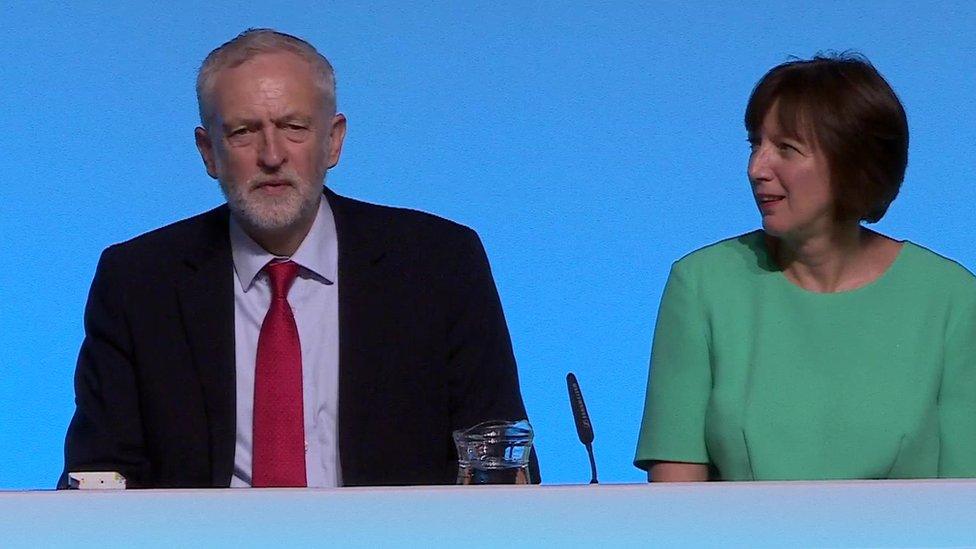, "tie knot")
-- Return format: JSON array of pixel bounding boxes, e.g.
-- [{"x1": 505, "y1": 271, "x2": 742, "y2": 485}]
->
[{"x1": 265, "y1": 260, "x2": 299, "y2": 299}]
